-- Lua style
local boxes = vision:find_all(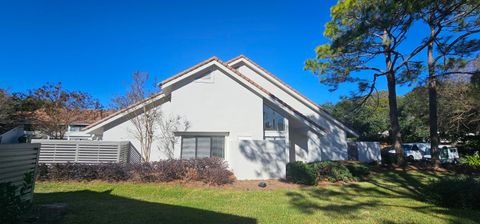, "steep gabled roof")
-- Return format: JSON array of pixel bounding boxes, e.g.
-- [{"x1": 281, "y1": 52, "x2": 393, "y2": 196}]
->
[
  {"x1": 159, "y1": 56, "x2": 220, "y2": 86},
  {"x1": 83, "y1": 92, "x2": 166, "y2": 132},
  {"x1": 227, "y1": 55, "x2": 323, "y2": 110},
  {"x1": 84, "y1": 55, "x2": 358, "y2": 137},
  {"x1": 159, "y1": 57, "x2": 326, "y2": 135},
  {"x1": 227, "y1": 55, "x2": 358, "y2": 137}
]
